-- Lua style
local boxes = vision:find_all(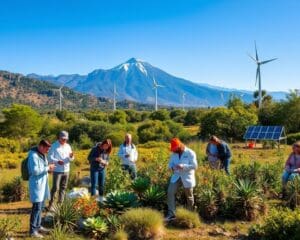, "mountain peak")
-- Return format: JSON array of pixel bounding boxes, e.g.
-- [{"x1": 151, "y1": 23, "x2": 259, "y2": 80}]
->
[{"x1": 126, "y1": 57, "x2": 143, "y2": 64}]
